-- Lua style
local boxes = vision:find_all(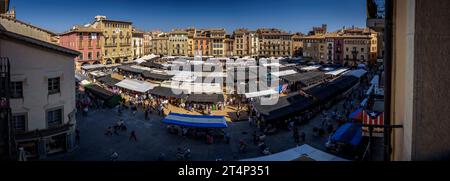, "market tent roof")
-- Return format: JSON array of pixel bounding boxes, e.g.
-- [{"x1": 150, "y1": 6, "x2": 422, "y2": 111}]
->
[
  {"x1": 97, "y1": 75, "x2": 121, "y2": 87},
  {"x1": 149, "y1": 86, "x2": 188, "y2": 99},
  {"x1": 305, "y1": 75, "x2": 358, "y2": 102},
  {"x1": 84, "y1": 84, "x2": 114, "y2": 100},
  {"x1": 141, "y1": 71, "x2": 174, "y2": 81},
  {"x1": 75, "y1": 72, "x2": 87, "y2": 82},
  {"x1": 89, "y1": 70, "x2": 107, "y2": 78},
  {"x1": 81, "y1": 64, "x2": 106, "y2": 71},
  {"x1": 270, "y1": 70, "x2": 297, "y2": 77},
  {"x1": 139, "y1": 61, "x2": 165, "y2": 69},
  {"x1": 118, "y1": 65, "x2": 144, "y2": 74},
  {"x1": 331, "y1": 123, "x2": 363, "y2": 146},
  {"x1": 241, "y1": 144, "x2": 348, "y2": 161},
  {"x1": 325, "y1": 68, "x2": 349, "y2": 76},
  {"x1": 253, "y1": 93, "x2": 313, "y2": 122},
  {"x1": 300, "y1": 65, "x2": 321, "y2": 71},
  {"x1": 115, "y1": 79, "x2": 157, "y2": 93},
  {"x1": 163, "y1": 112, "x2": 227, "y2": 128},
  {"x1": 244, "y1": 89, "x2": 279, "y2": 99},
  {"x1": 186, "y1": 93, "x2": 225, "y2": 103},
  {"x1": 281, "y1": 71, "x2": 329, "y2": 86},
  {"x1": 346, "y1": 69, "x2": 367, "y2": 78}
]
